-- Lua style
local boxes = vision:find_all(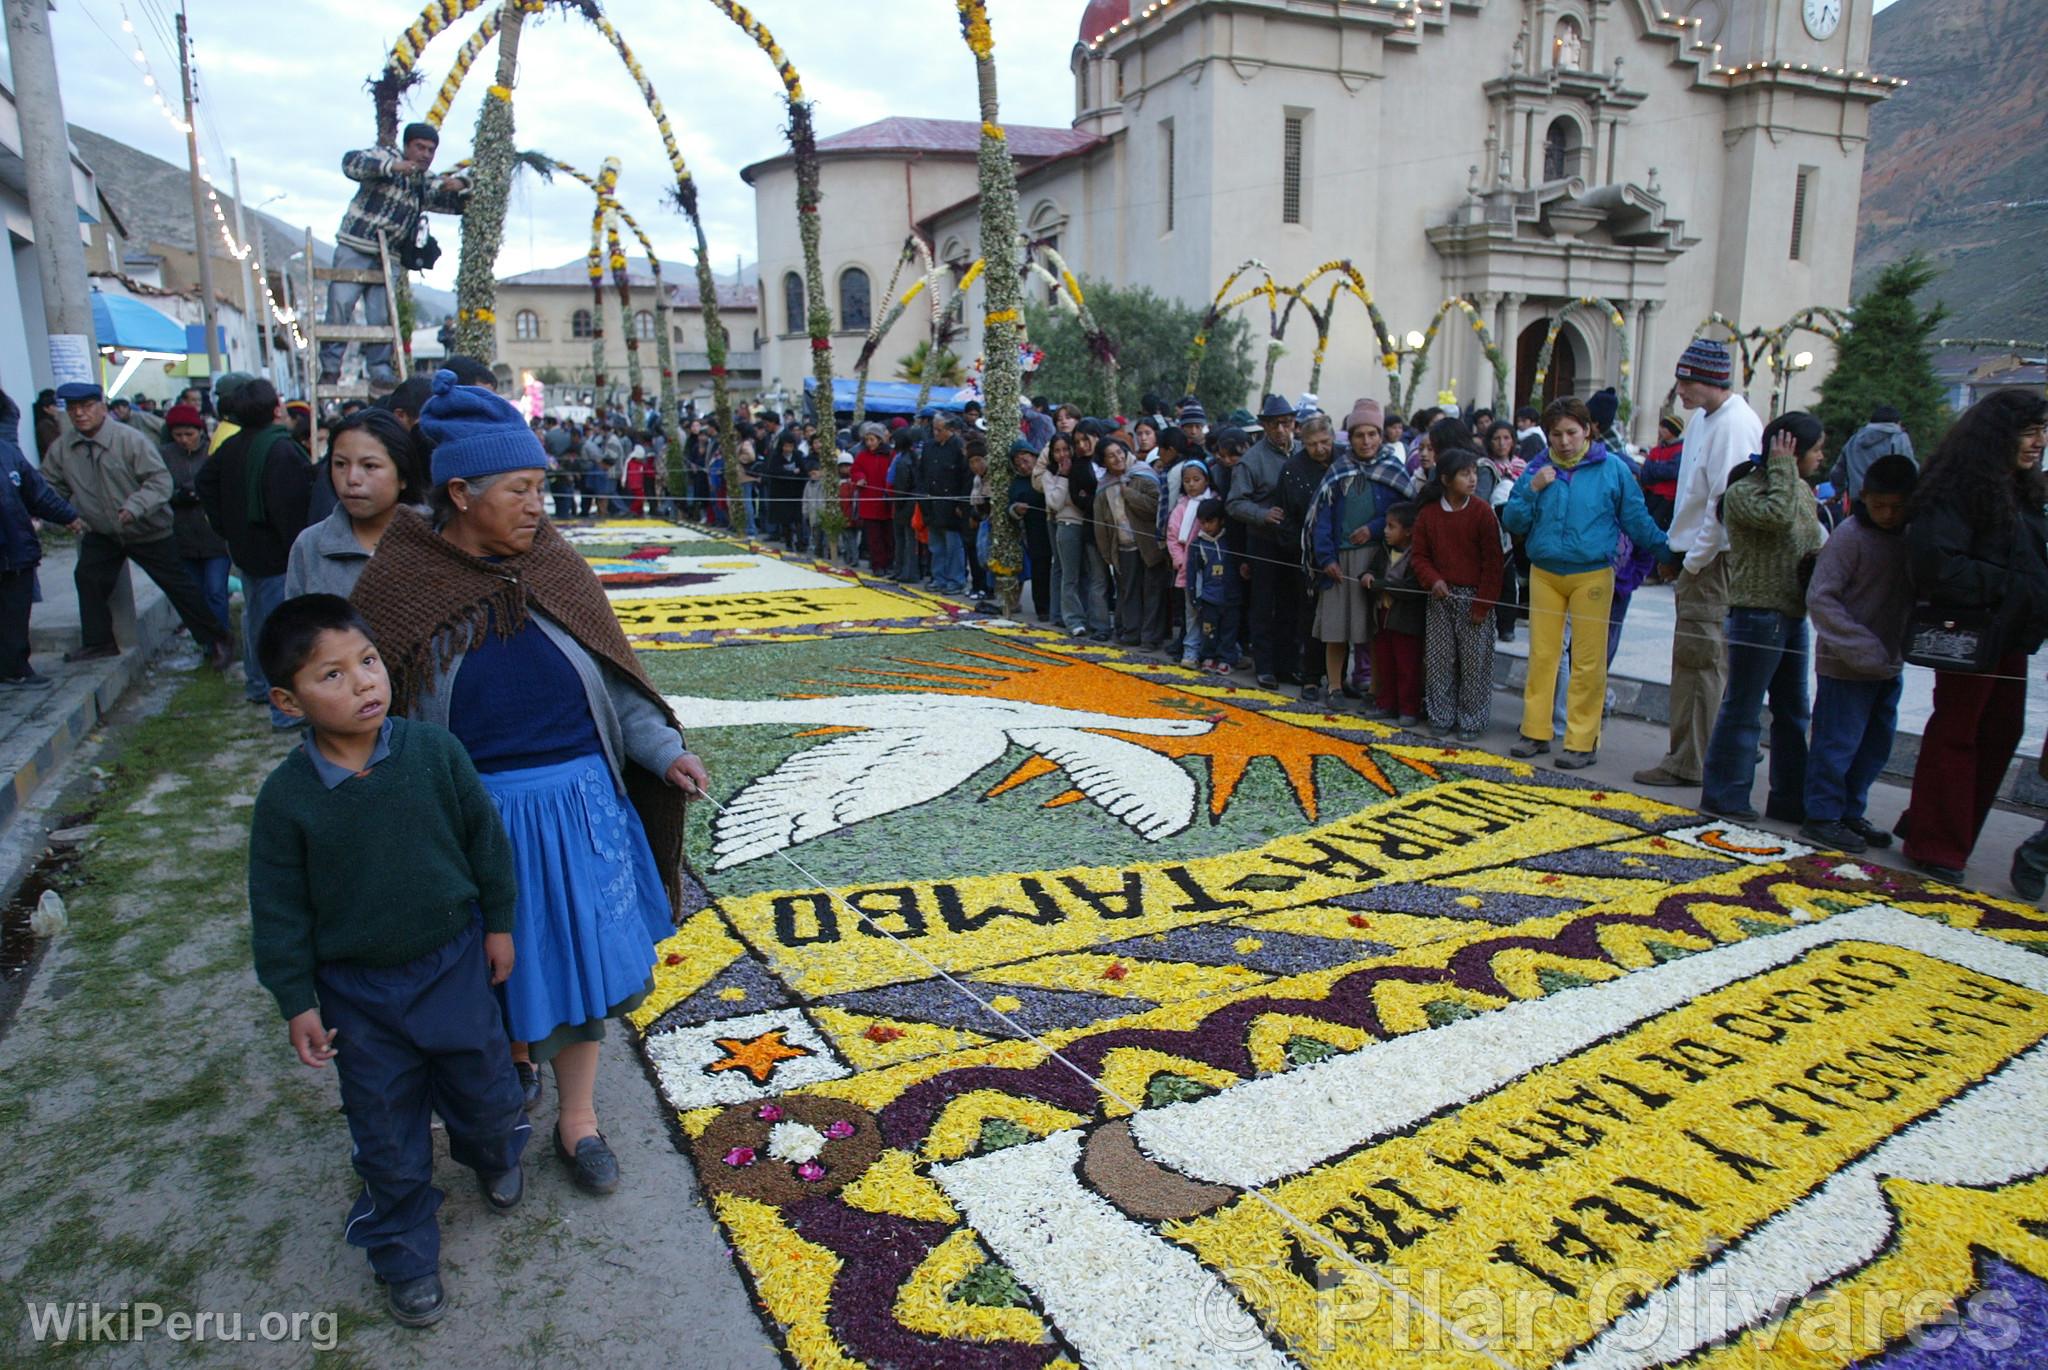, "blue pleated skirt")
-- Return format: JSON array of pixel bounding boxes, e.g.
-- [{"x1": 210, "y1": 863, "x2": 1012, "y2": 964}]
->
[{"x1": 479, "y1": 752, "x2": 672, "y2": 1055}]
